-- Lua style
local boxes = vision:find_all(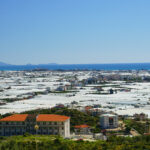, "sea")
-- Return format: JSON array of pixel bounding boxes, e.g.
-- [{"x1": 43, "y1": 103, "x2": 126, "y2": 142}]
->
[{"x1": 0, "y1": 63, "x2": 150, "y2": 71}]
